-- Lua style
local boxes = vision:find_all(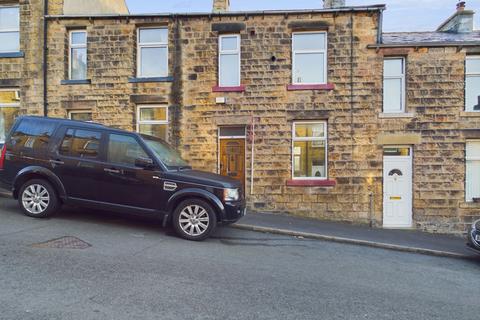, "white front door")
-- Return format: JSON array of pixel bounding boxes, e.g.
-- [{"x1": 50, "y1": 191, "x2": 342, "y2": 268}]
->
[{"x1": 383, "y1": 148, "x2": 412, "y2": 228}]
